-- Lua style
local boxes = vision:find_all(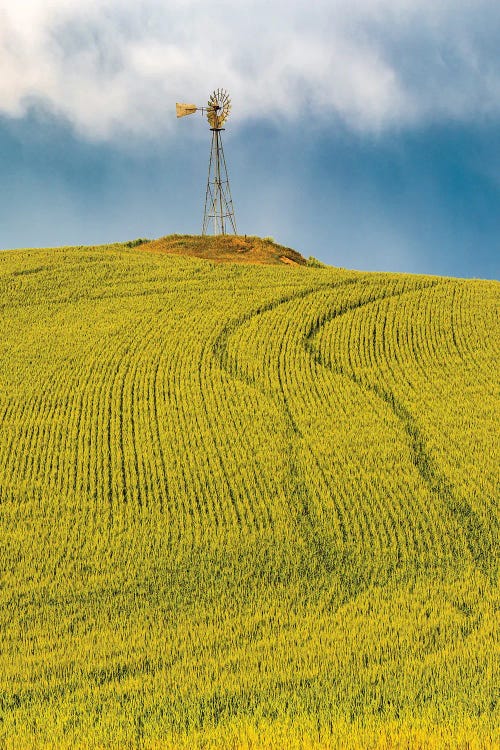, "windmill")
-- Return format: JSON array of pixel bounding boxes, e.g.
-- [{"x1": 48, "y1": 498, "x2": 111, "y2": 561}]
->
[{"x1": 176, "y1": 89, "x2": 237, "y2": 236}]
